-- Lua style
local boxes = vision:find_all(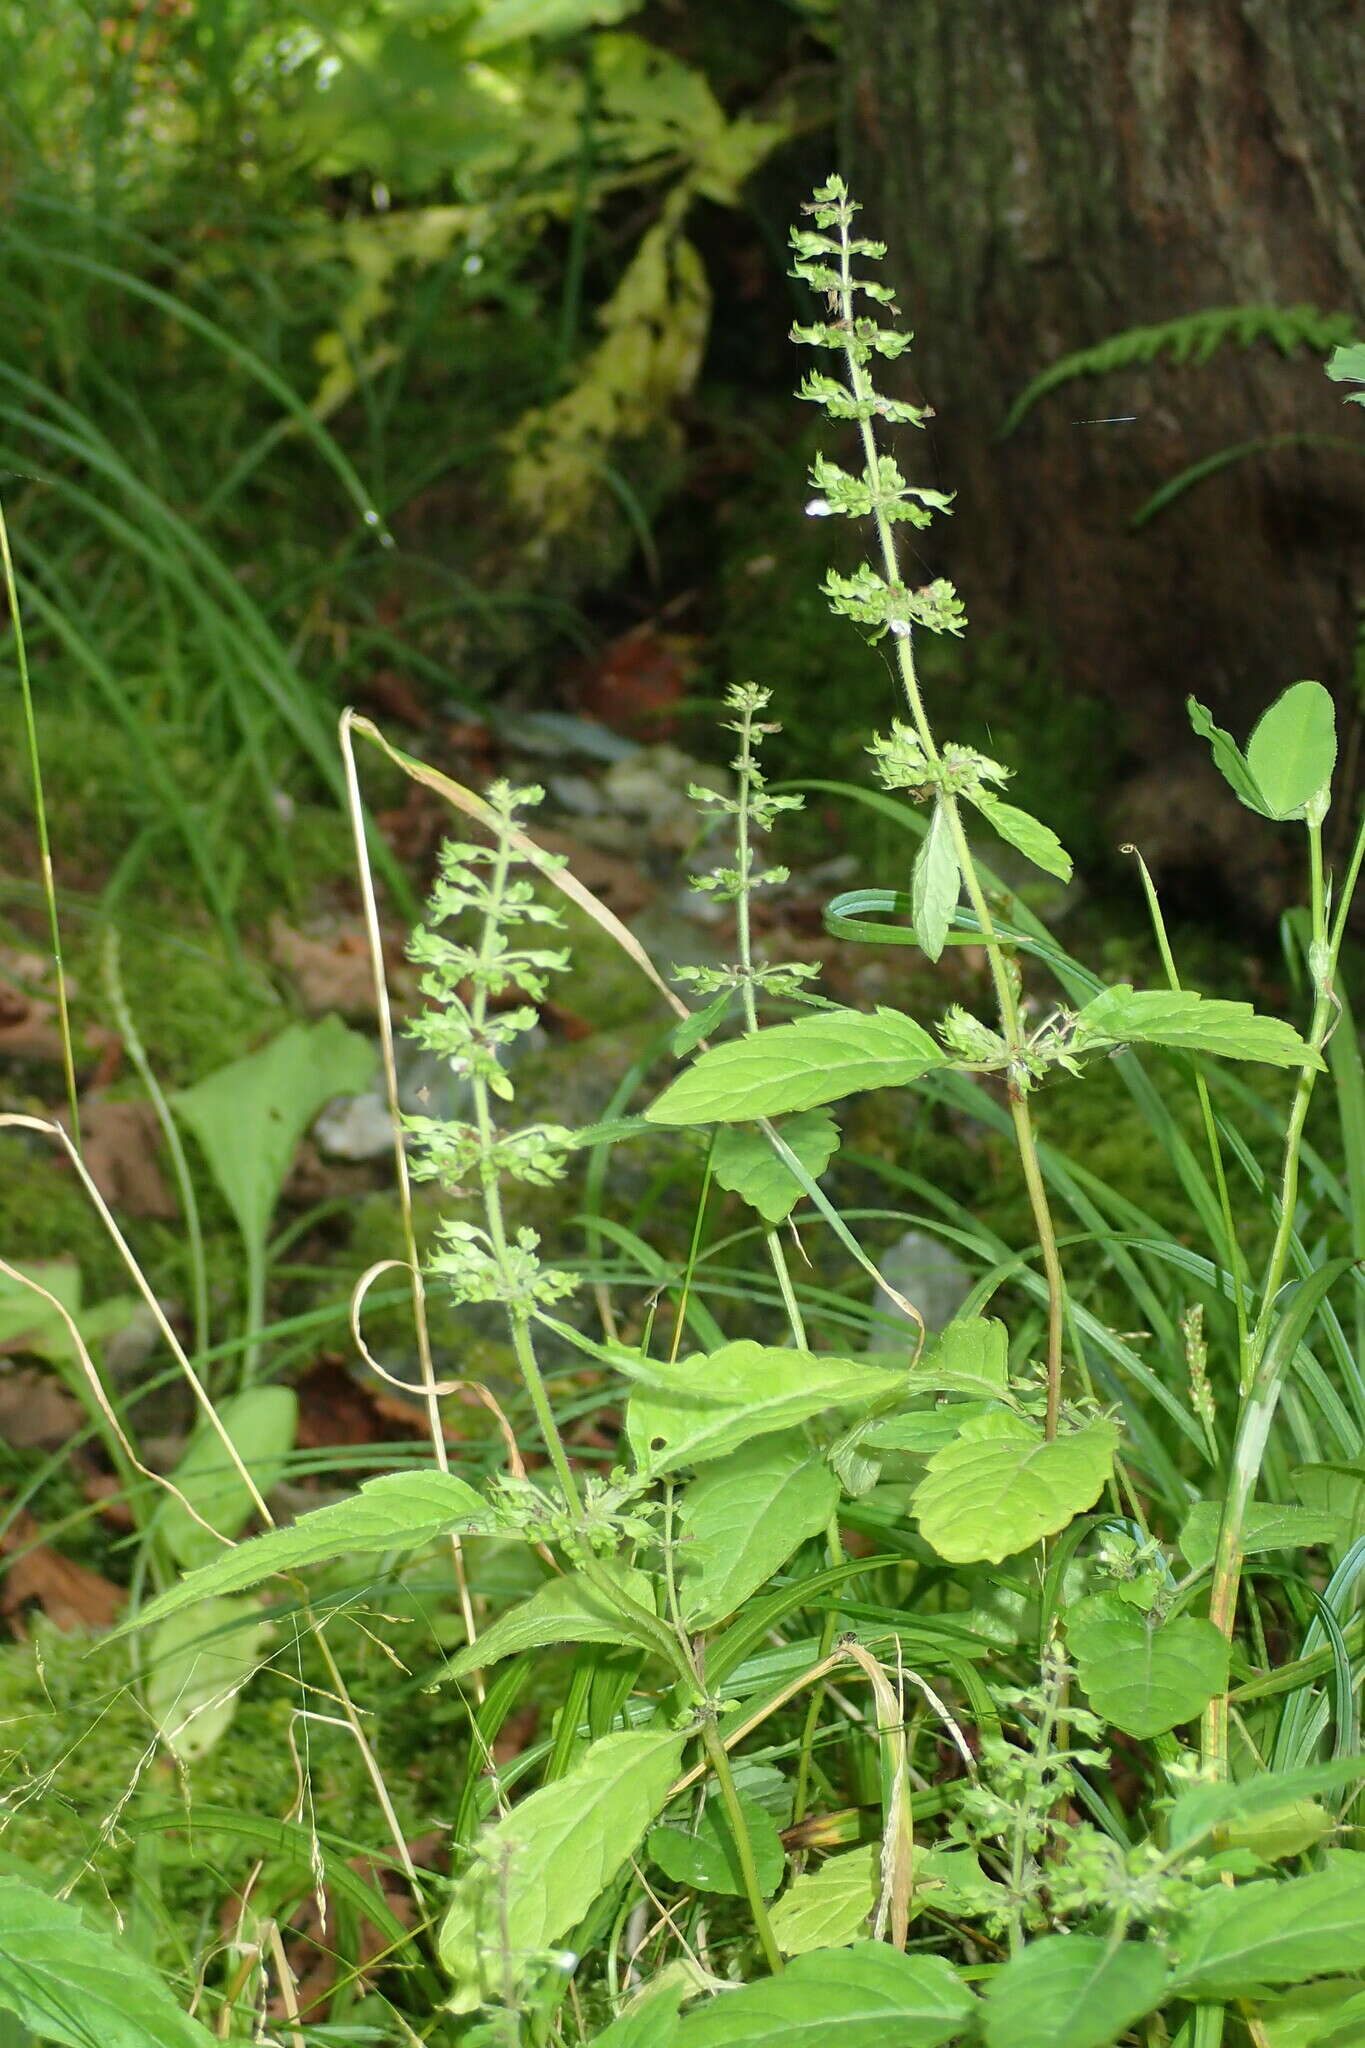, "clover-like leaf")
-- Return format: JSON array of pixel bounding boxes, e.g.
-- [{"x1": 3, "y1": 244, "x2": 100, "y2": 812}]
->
[{"x1": 1245, "y1": 680, "x2": 1336, "y2": 820}]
